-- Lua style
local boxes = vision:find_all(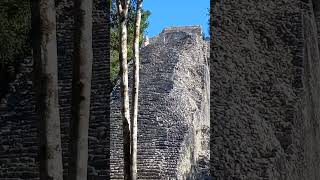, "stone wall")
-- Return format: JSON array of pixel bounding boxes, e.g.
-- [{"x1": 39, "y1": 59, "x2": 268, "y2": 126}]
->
[
  {"x1": 0, "y1": 0, "x2": 111, "y2": 179},
  {"x1": 210, "y1": 0, "x2": 320, "y2": 179},
  {"x1": 110, "y1": 27, "x2": 210, "y2": 179},
  {"x1": 0, "y1": 58, "x2": 38, "y2": 179},
  {"x1": 149, "y1": 26, "x2": 203, "y2": 46},
  {"x1": 4, "y1": 0, "x2": 320, "y2": 179}
]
